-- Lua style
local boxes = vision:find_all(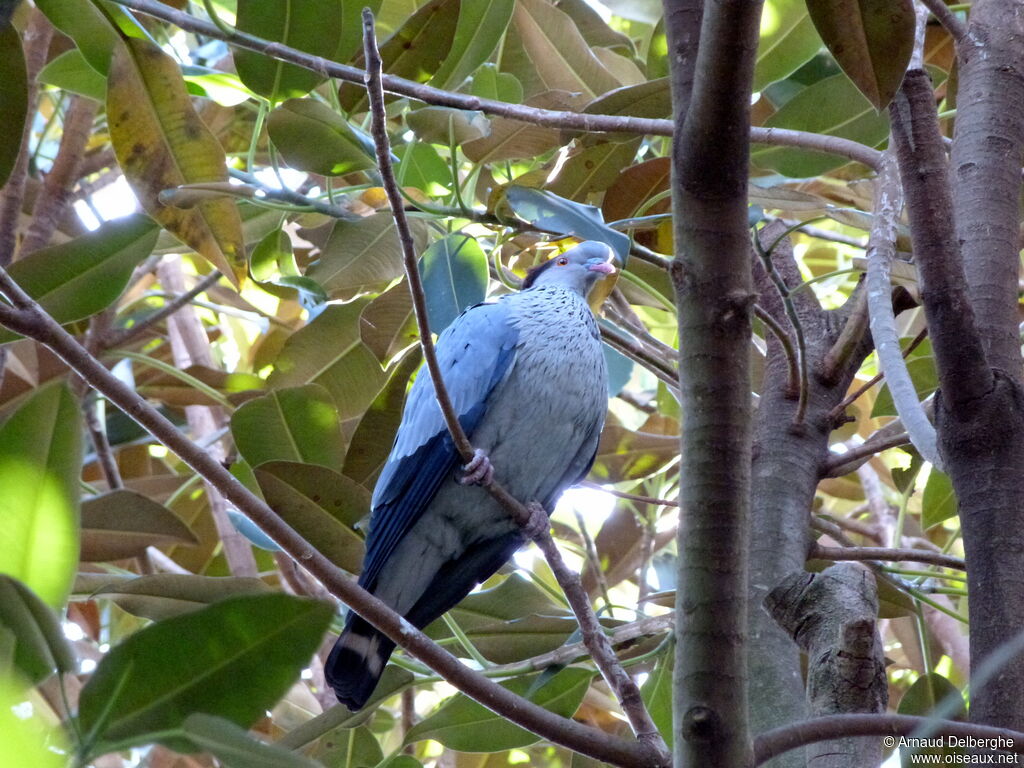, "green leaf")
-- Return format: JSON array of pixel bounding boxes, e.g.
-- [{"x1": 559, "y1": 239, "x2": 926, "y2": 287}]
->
[
  {"x1": 754, "y1": 0, "x2": 824, "y2": 91},
  {"x1": 340, "y1": 0, "x2": 461, "y2": 112},
  {"x1": 35, "y1": 0, "x2": 119, "y2": 74},
  {"x1": 0, "y1": 675, "x2": 66, "y2": 768},
  {"x1": 640, "y1": 650, "x2": 673, "y2": 749},
  {"x1": 309, "y1": 723, "x2": 384, "y2": 767},
  {"x1": 87, "y1": 573, "x2": 273, "y2": 621},
  {"x1": 584, "y1": 78, "x2": 671, "y2": 122},
  {"x1": 419, "y1": 234, "x2": 489, "y2": 332},
  {"x1": 108, "y1": 39, "x2": 246, "y2": 284},
  {"x1": 269, "y1": 304, "x2": 387, "y2": 421},
  {"x1": 0, "y1": 215, "x2": 158, "y2": 345},
  {"x1": 77, "y1": 594, "x2": 334, "y2": 754},
  {"x1": 254, "y1": 462, "x2": 369, "y2": 574},
  {"x1": 501, "y1": 0, "x2": 621, "y2": 99},
  {"x1": 406, "y1": 667, "x2": 593, "y2": 751},
  {"x1": 0, "y1": 383, "x2": 81, "y2": 607},
  {"x1": 234, "y1": 0, "x2": 345, "y2": 100},
  {"x1": 358, "y1": 281, "x2": 417, "y2": 362},
  {"x1": 872, "y1": 355, "x2": 937, "y2": 418},
  {"x1": 922, "y1": 470, "x2": 958, "y2": 530},
  {"x1": 0, "y1": 24, "x2": 27, "y2": 187},
  {"x1": 590, "y1": 421, "x2": 678, "y2": 483},
  {"x1": 426, "y1": 574, "x2": 576, "y2": 663},
  {"x1": 462, "y1": 90, "x2": 581, "y2": 163},
  {"x1": 0, "y1": 576, "x2": 75, "y2": 685},
  {"x1": 897, "y1": 673, "x2": 965, "y2": 765},
  {"x1": 470, "y1": 64, "x2": 523, "y2": 104},
  {"x1": 306, "y1": 213, "x2": 429, "y2": 298},
  {"x1": 183, "y1": 713, "x2": 322, "y2": 768},
  {"x1": 751, "y1": 73, "x2": 890, "y2": 177},
  {"x1": 343, "y1": 346, "x2": 421, "y2": 486},
  {"x1": 504, "y1": 186, "x2": 630, "y2": 264},
  {"x1": 430, "y1": 0, "x2": 515, "y2": 90},
  {"x1": 396, "y1": 143, "x2": 452, "y2": 197},
  {"x1": 406, "y1": 106, "x2": 491, "y2": 146},
  {"x1": 267, "y1": 99, "x2": 377, "y2": 177},
  {"x1": 81, "y1": 490, "x2": 199, "y2": 561},
  {"x1": 231, "y1": 384, "x2": 345, "y2": 469},
  {"x1": 546, "y1": 140, "x2": 641, "y2": 201},
  {"x1": 806, "y1": 0, "x2": 915, "y2": 109},
  {"x1": 38, "y1": 48, "x2": 106, "y2": 102}
]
